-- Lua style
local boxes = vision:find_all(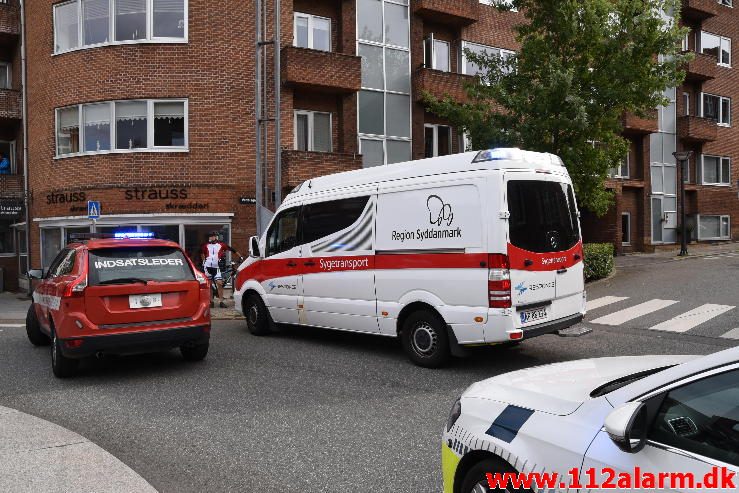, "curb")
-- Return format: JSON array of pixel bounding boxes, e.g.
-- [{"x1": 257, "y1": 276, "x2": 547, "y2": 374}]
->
[{"x1": 0, "y1": 406, "x2": 157, "y2": 493}]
